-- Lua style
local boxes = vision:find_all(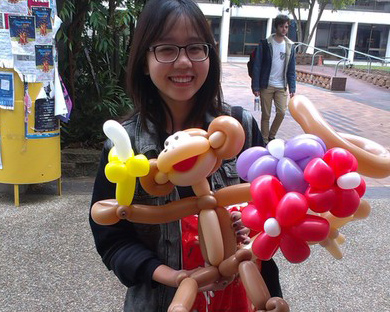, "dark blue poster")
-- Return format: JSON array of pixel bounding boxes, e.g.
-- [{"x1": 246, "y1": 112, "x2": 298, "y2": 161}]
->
[
  {"x1": 32, "y1": 7, "x2": 52, "y2": 44},
  {"x1": 35, "y1": 45, "x2": 53, "y2": 81},
  {"x1": 8, "y1": 15, "x2": 35, "y2": 54}
]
